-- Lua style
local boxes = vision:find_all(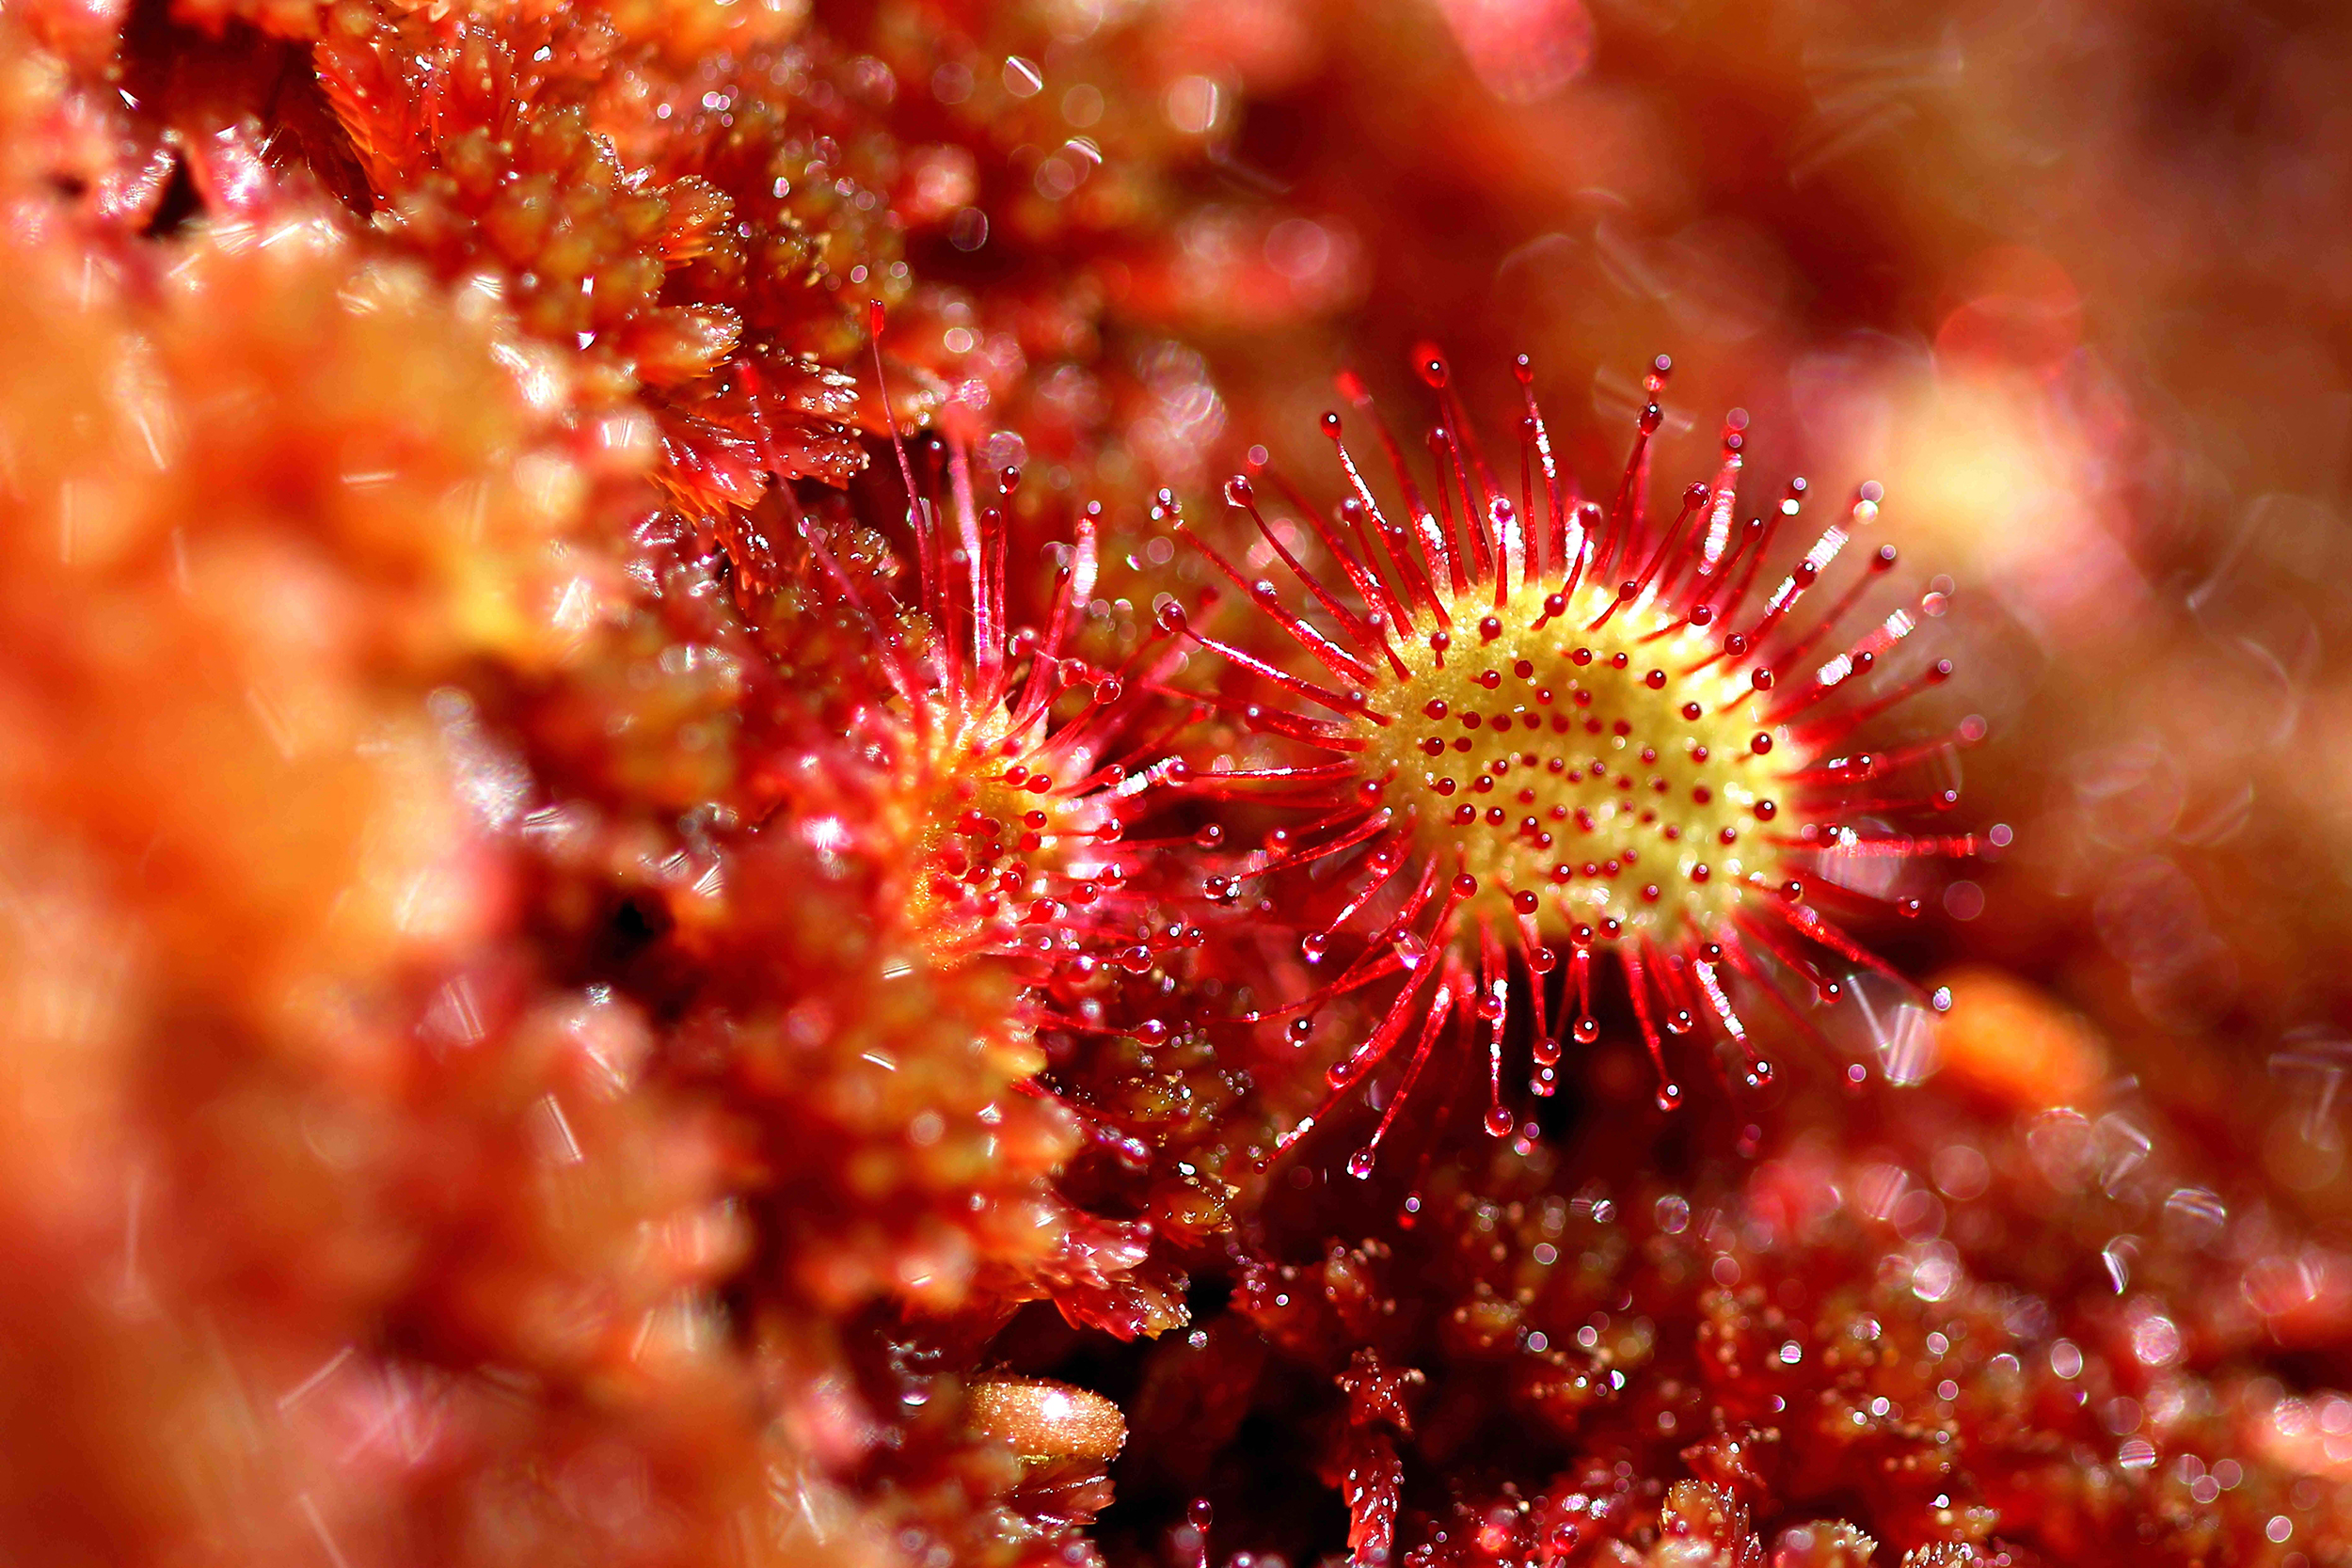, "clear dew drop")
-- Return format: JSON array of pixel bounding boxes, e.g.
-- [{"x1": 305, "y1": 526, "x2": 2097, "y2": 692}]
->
[
  {"x1": 1483, "y1": 1103, "x2": 1515, "y2": 1137},
  {"x1": 1185, "y1": 1497, "x2": 1214, "y2": 1568},
  {"x1": 2102, "y1": 1235, "x2": 2137, "y2": 1294},
  {"x1": 2163, "y1": 1186, "x2": 2228, "y2": 1248},
  {"x1": 1345, "y1": 1147, "x2": 1377, "y2": 1180}
]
